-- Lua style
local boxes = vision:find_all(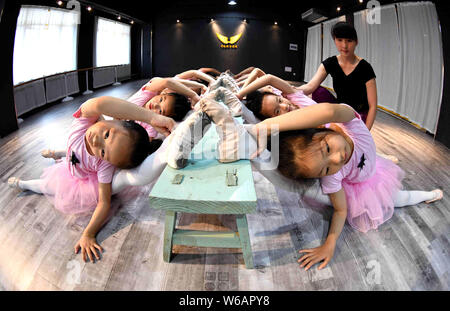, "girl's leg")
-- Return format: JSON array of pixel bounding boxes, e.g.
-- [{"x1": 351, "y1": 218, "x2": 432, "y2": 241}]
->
[
  {"x1": 393, "y1": 189, "x2": 443, "y2": 207},
  {"x1": 8, "y1": 177, "x2": 48, "y2": 194},
  {"x1": 111, "y1": 137, "x2": 170, "y2": 194}
]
